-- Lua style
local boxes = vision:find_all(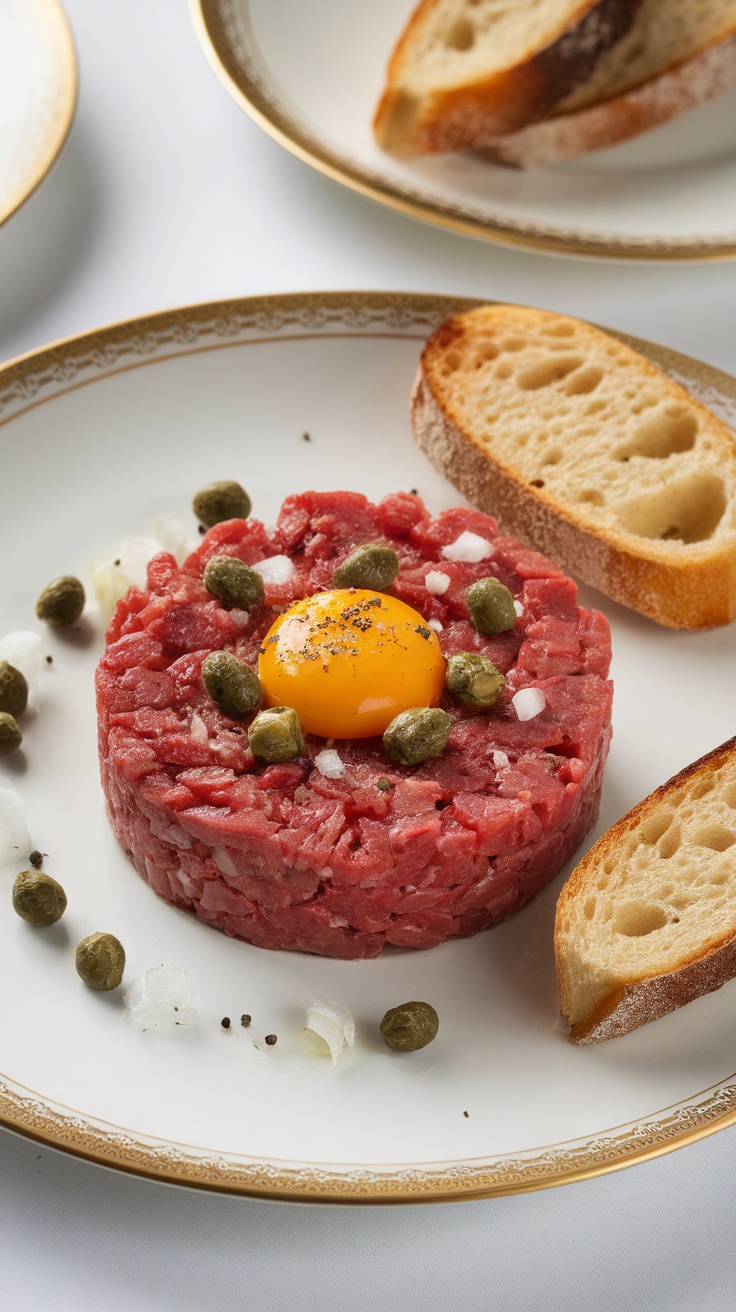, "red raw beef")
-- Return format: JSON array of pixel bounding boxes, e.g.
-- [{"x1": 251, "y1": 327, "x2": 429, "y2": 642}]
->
[{"x1": 96, "y1": 491, "x2": 612, "y2": 959}]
